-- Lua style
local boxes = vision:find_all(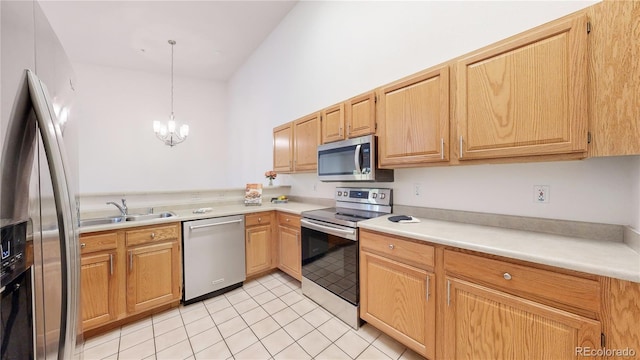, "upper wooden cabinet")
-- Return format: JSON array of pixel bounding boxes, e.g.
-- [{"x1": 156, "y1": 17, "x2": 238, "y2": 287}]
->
[
  {"x1": 273, "y1": 122, "x2": 293, "y2": 173},
  {"x1": 346, "y1": 91, "x2": 377, "y2": 138},
  {"x1": 321, "y1": 103, "x2": 345, "y2": 144},
  {"x1": 587, "y1": 1, "x2": 640, "y2": 157},
  {"x1": 456, "y1": 15, "x2": 589, "y2": 161},
  {"x1": 293, "y1": 112, "x2": 321, "y2": 172},
  {"x1": 378, "y1": 65, "x2": 450, "y2": 167}
]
